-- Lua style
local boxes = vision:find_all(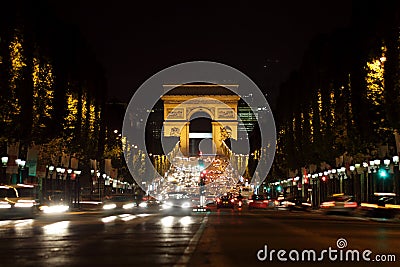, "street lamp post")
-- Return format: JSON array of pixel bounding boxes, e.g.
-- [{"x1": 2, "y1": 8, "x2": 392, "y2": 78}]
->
[
  {"x1": 374, "y1": 159, "x2": 381, "y2": 193},
  {"x1": 48, "y1": 165, "x2": 54, "y2": 196},
  {"x1": 349, "y1": 165, "x2": 355, "y2": 196},
  {"x1": 67, "y1": 168, "x2": 72, "y2": 205},
  {"x1": 368, "y1": 160, "x2": 376, "y2": 201},
  {"x1": 73, "y1": 170, "x2": 81, "y2": 208},
  {"x1": 361, "y1": 162, "x2": 368, "y2": 202},
  {"x1": 383, "y1": 158, "x2": 391, "y2": 192},
  {"x1": 56, "y1": 167, "x2": 65, "y2": 191},
  {"x1": 1, "y1": 156, "x2": 8, "y2": 184},
  {"x1": 15, "y1": 159, "x2": 26, "y2": 184},
  {"x1": 102, "y1": 173, "x2": 106, "y2": 199},
  {"x1": 96, "y1": 172, "x2": 100, "y2": 201},
  {"x1": 393, "y1": 156, "x2": 399, "y2": 200}
]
